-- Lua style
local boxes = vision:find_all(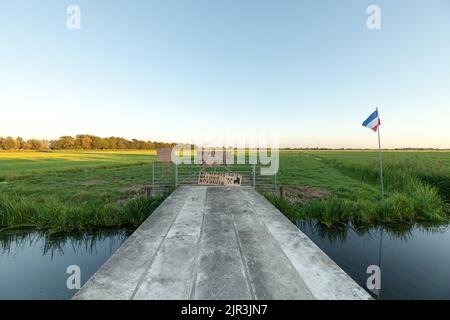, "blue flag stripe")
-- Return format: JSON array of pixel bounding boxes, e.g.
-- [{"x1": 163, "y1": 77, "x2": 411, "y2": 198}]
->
[{"x1": 362, "y1": 110, "x2": 378, "y2": 127}]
